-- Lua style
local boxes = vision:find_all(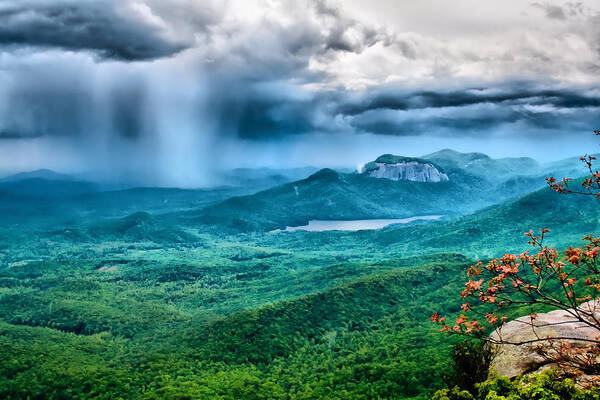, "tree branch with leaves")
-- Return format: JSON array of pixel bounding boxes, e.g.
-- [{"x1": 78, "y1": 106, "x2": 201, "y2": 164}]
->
[{"x1": 432, "y1": 130, "x2": 600, "y2": 375}]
